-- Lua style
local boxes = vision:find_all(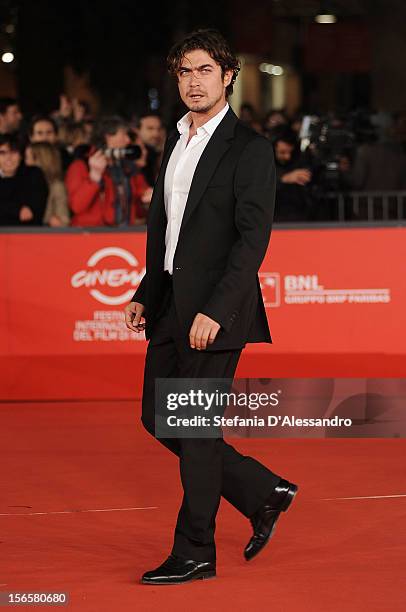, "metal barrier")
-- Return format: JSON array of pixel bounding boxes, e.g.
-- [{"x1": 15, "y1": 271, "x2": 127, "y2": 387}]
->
[
  {"x1": 324, "y1": 191, "x2": 406, "y2": 222},
  {"x1": 1, "y1": 191, "x2": 406, "y2": 231}
]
